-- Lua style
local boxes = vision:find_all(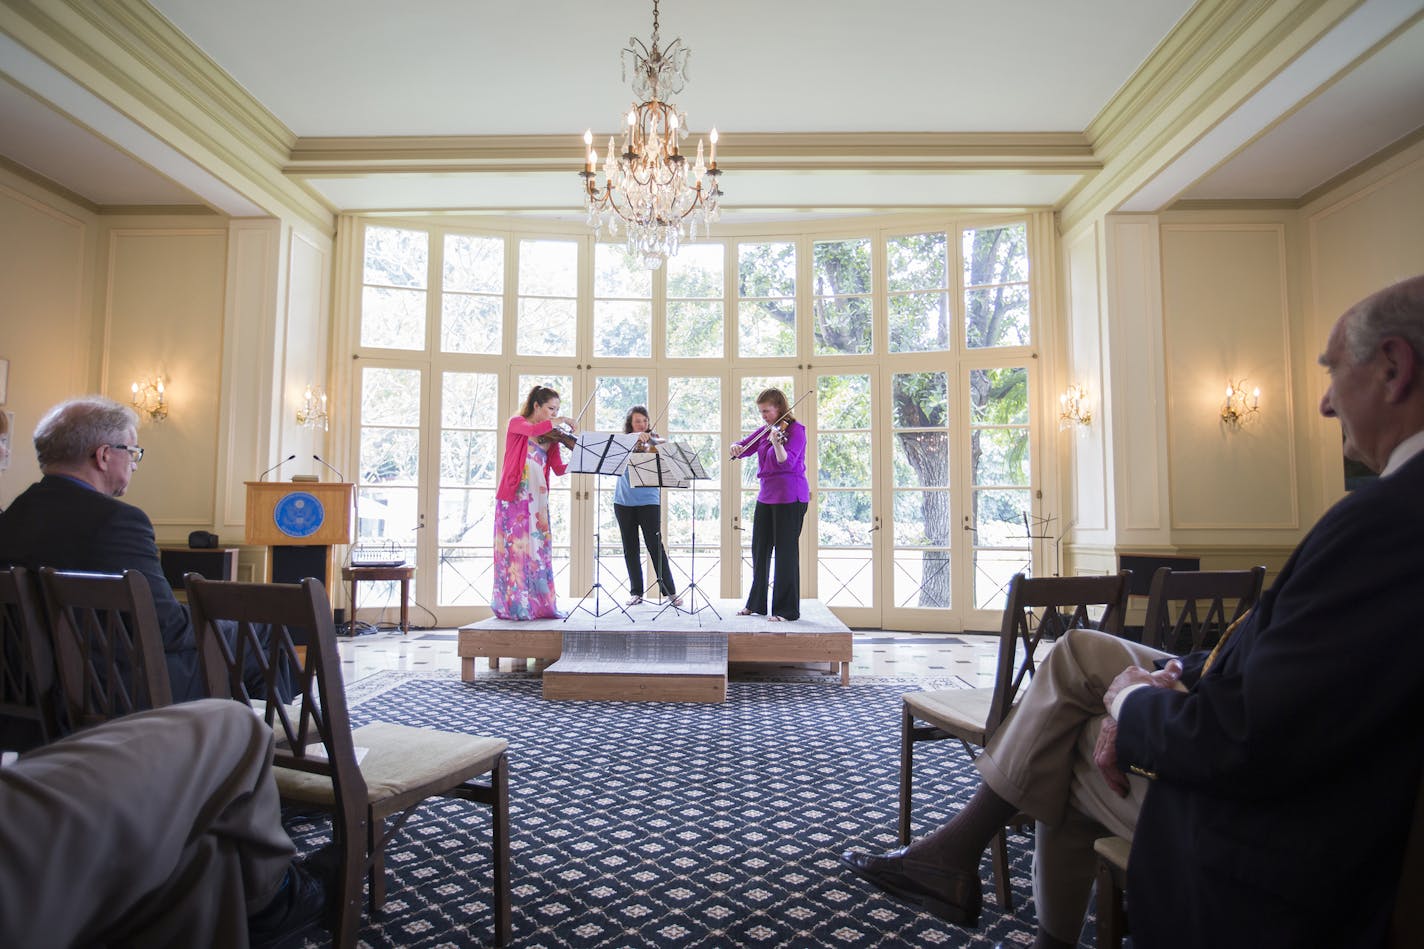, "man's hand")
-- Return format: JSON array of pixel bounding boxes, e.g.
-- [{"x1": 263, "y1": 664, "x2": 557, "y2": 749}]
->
[
  {"x1": 1102, "y1": 658, "x2": 1184, "y2": 712},
  {"x1": 1093, "y1": 717, "x2": 1129, "y2": 797},
  {"x1": 1095, "y1": 658, "x2": 1183, "y2": 796}
]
